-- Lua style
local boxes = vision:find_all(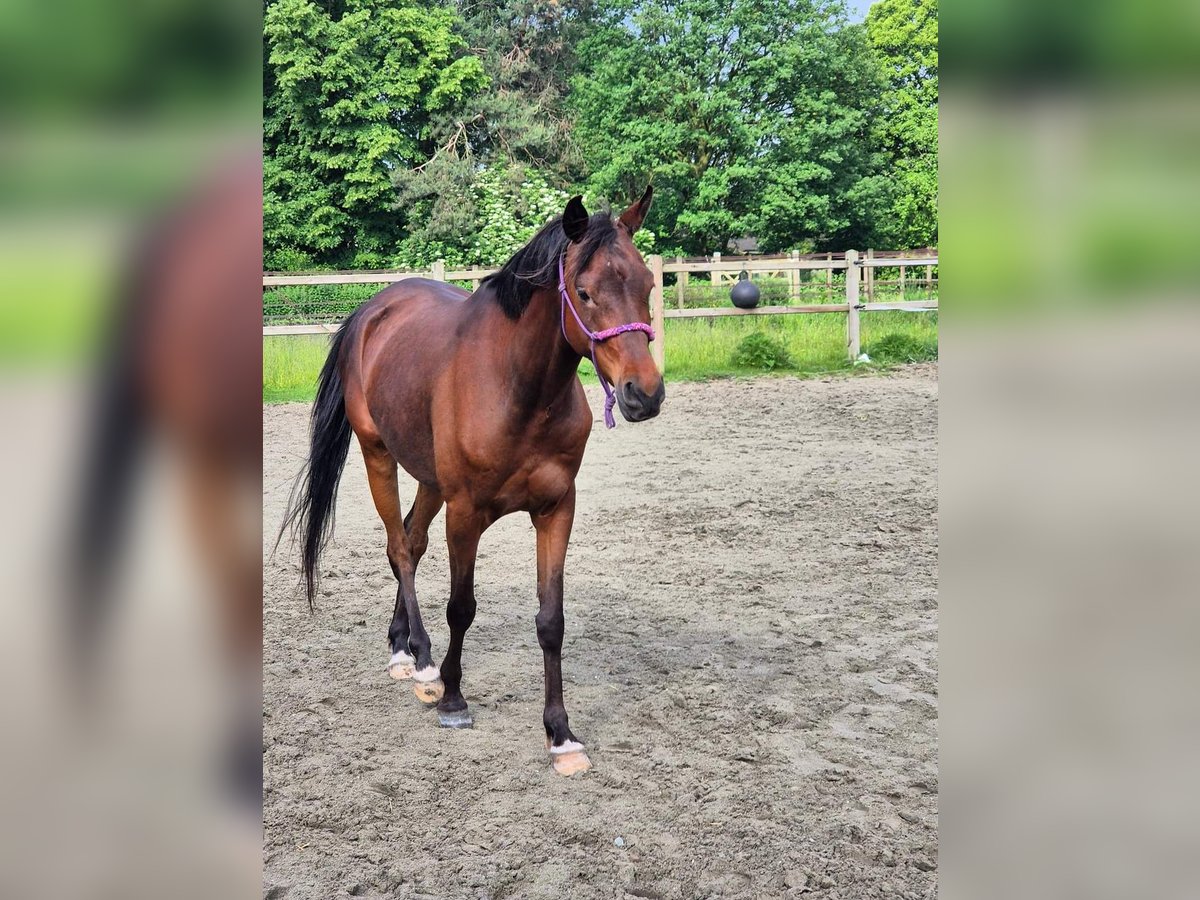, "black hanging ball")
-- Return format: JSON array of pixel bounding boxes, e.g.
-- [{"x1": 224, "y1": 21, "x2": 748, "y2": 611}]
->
[{"x1": 730, "y1": 270, "x2": 760, "y2": 309}]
